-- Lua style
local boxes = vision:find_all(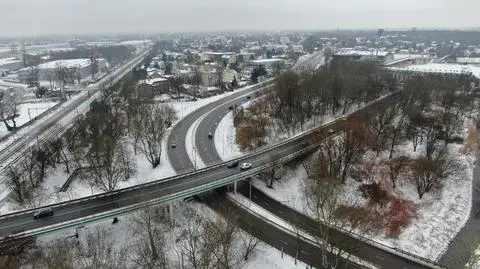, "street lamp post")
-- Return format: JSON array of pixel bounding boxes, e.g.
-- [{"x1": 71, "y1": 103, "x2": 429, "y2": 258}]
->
[{"x1": 193, "y1": 146, "x2": 197, "y2": 170}]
